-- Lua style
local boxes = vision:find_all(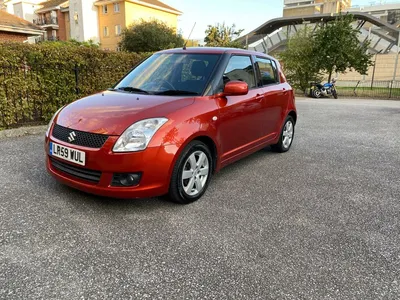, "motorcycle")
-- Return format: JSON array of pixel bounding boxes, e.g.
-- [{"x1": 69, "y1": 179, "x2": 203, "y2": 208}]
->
[{"x1": 310, "y1": 78, "x2": 338, "y2": 99}]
